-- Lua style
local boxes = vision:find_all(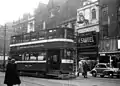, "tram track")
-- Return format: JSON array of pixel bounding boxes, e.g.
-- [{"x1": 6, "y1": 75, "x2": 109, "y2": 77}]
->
[{"x1": 21, "y1": 76, "x2": 77, "y2": 86}]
